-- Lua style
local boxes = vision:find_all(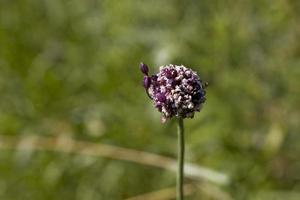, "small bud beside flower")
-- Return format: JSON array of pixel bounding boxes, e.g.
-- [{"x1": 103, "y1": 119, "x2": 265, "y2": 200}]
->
[{"x1": 140, "y1": 62, "x2": 149, "y2": 75}]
